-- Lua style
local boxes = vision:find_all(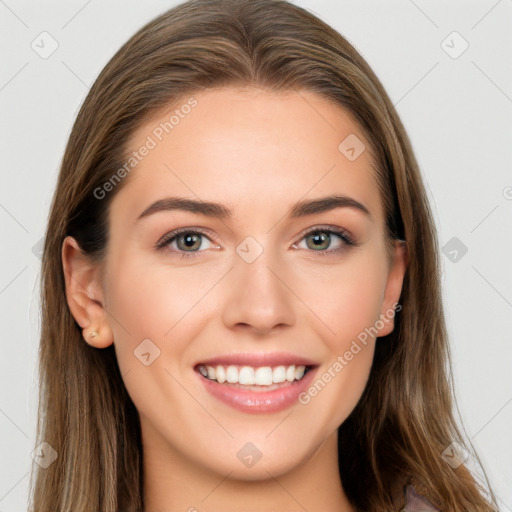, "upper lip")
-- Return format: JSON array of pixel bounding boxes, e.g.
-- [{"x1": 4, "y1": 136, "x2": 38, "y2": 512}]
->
[{"x1": 195, "y1": 352, "x2": 319, "y2": 368}]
